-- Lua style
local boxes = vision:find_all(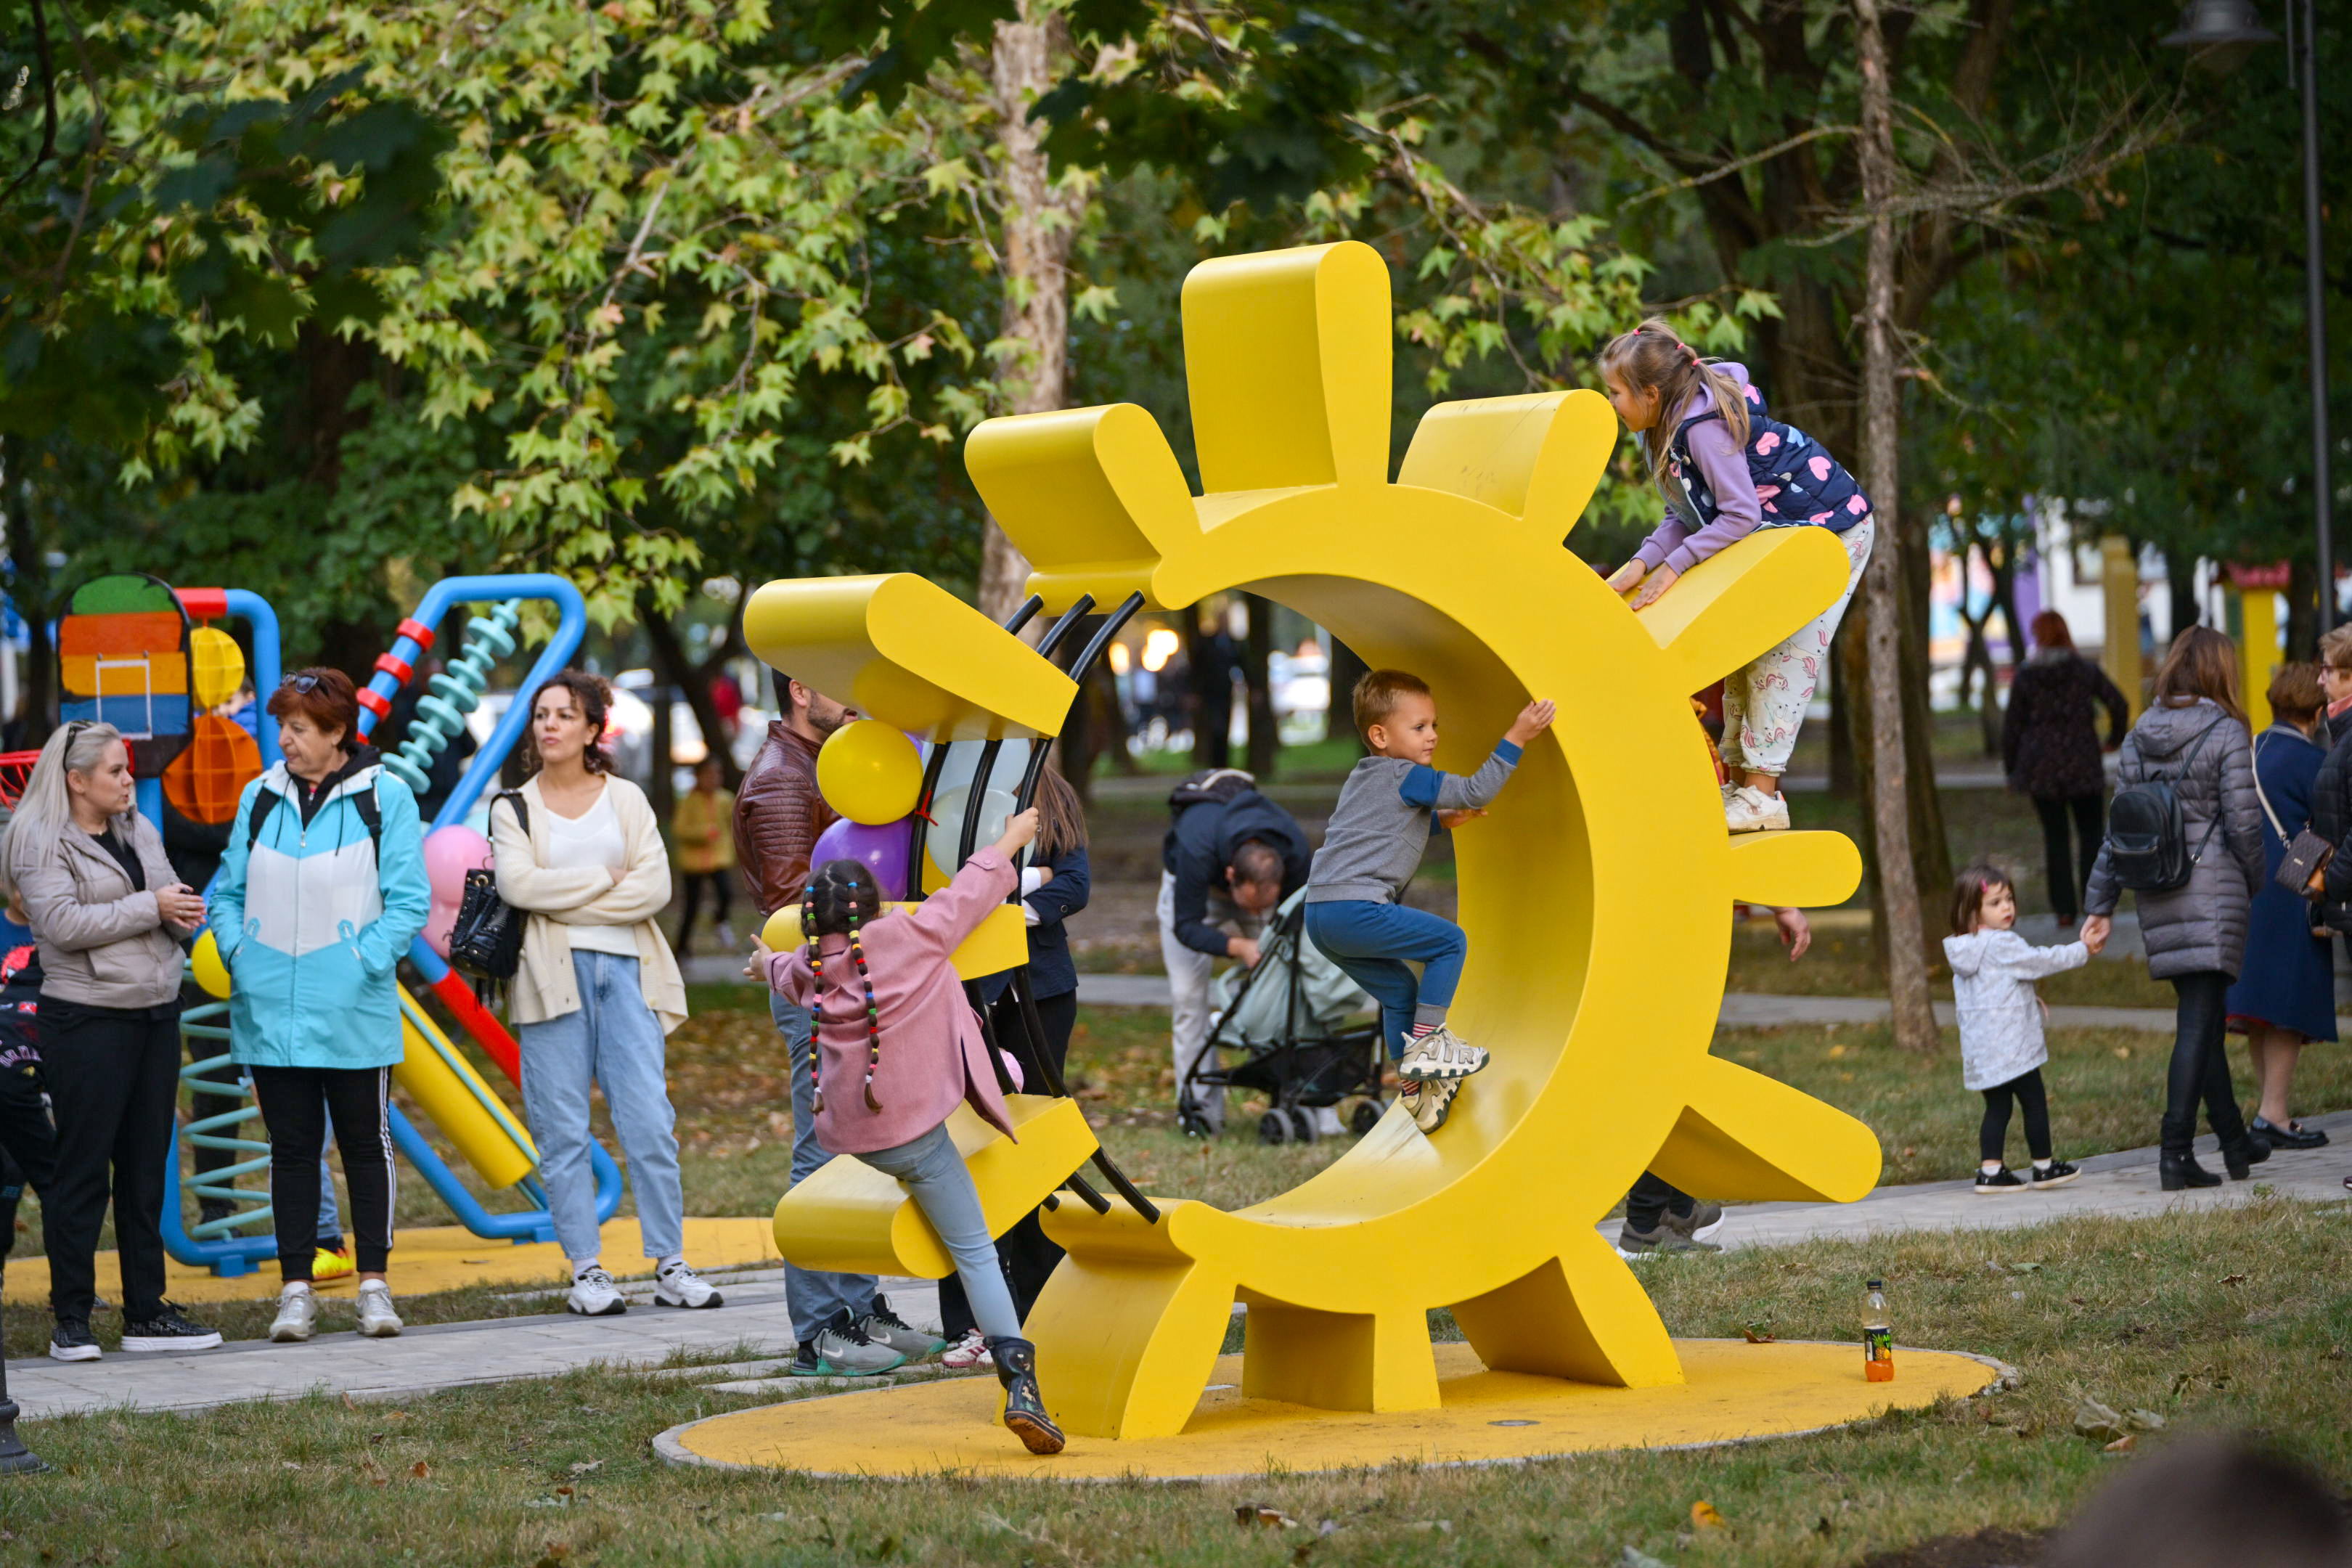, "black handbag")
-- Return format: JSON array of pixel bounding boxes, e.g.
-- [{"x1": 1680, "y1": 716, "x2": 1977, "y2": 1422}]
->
[
  {"x1": 448, "y1": 792, "x2": 528, "y2": 981},
  {"x1": 2251, "y1": 734, "x2": 2335, "y2": 897}
]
